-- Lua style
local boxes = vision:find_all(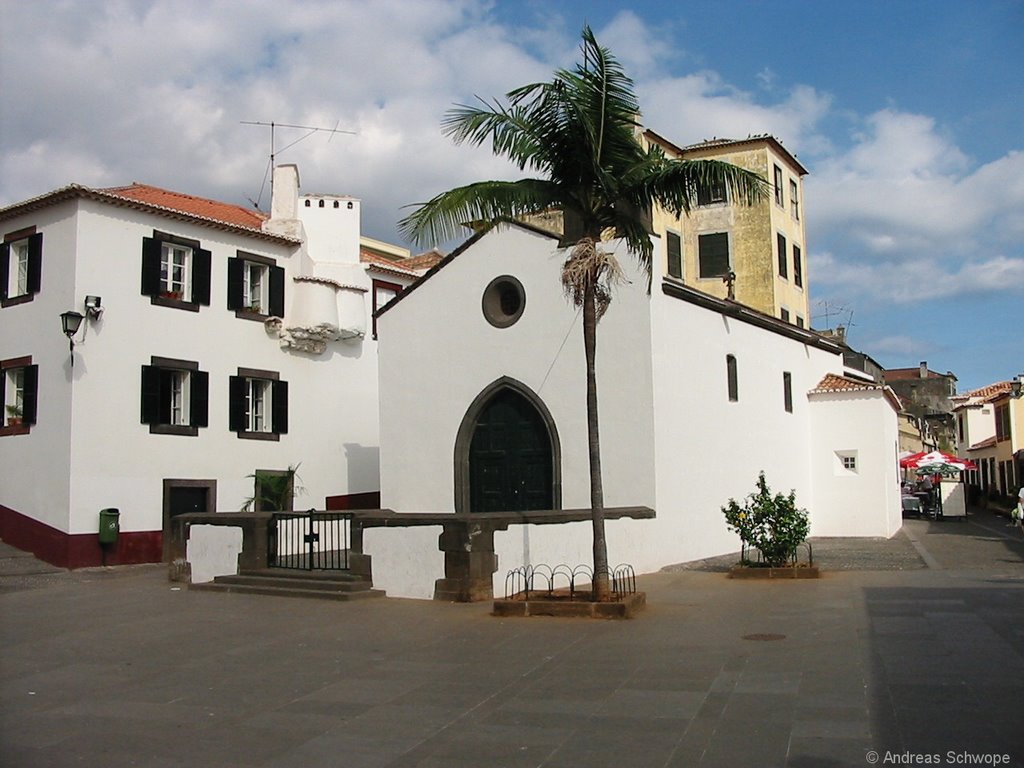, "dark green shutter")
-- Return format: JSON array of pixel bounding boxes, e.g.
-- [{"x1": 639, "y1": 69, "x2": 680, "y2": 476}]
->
[
  {"x1": 269, "y1": 265, "x2": 285, "y2": 317},
  {"x1": 228, "y1": 375, "x2": 246, "y2": 431},
  {"x1": 140, "y1": 365, "x2": 161, "y2": 423},
  {"x1": 190, "y1": 370, "x2": 209, "y2": 427},
  {"x1": 226, "y1": 258, "x2": 244, "y2": 310},
  {"x1": 698, "y1": 234, "x2": 730, "y2": 279},
  {"x1": 777, "y1": 233, "x2": 787, "y2": 278},
  {"x1": 667, "y1": 232, "x2": 682, "y2": 279},
  {"x1": 793, "y1": 245, "x2": 803, "y2": 287},
  {"x1": 26, "y1": 233, "x2": 43, "y2": 294},
  {"x1": 0, "y1": 242, "x2": 8, "y2": 300},
  {"x1": 192, "y1": 248, "x2": 212, "y2": 306},
  {"x1": 272, "y1": 380, "x2": 288, "y2": 434},
  {"x1": 141, "y1": 238, "x2": 162, "y2": 296},
  {"x1": 21, "y1": 365, "x2": 39, "y2": 424}
]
